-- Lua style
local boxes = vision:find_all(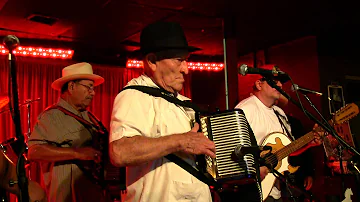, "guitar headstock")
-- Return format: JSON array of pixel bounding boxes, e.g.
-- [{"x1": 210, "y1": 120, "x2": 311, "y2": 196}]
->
[{"x1": 334, "y1": 103, "x2": 359, "y2": 124}]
